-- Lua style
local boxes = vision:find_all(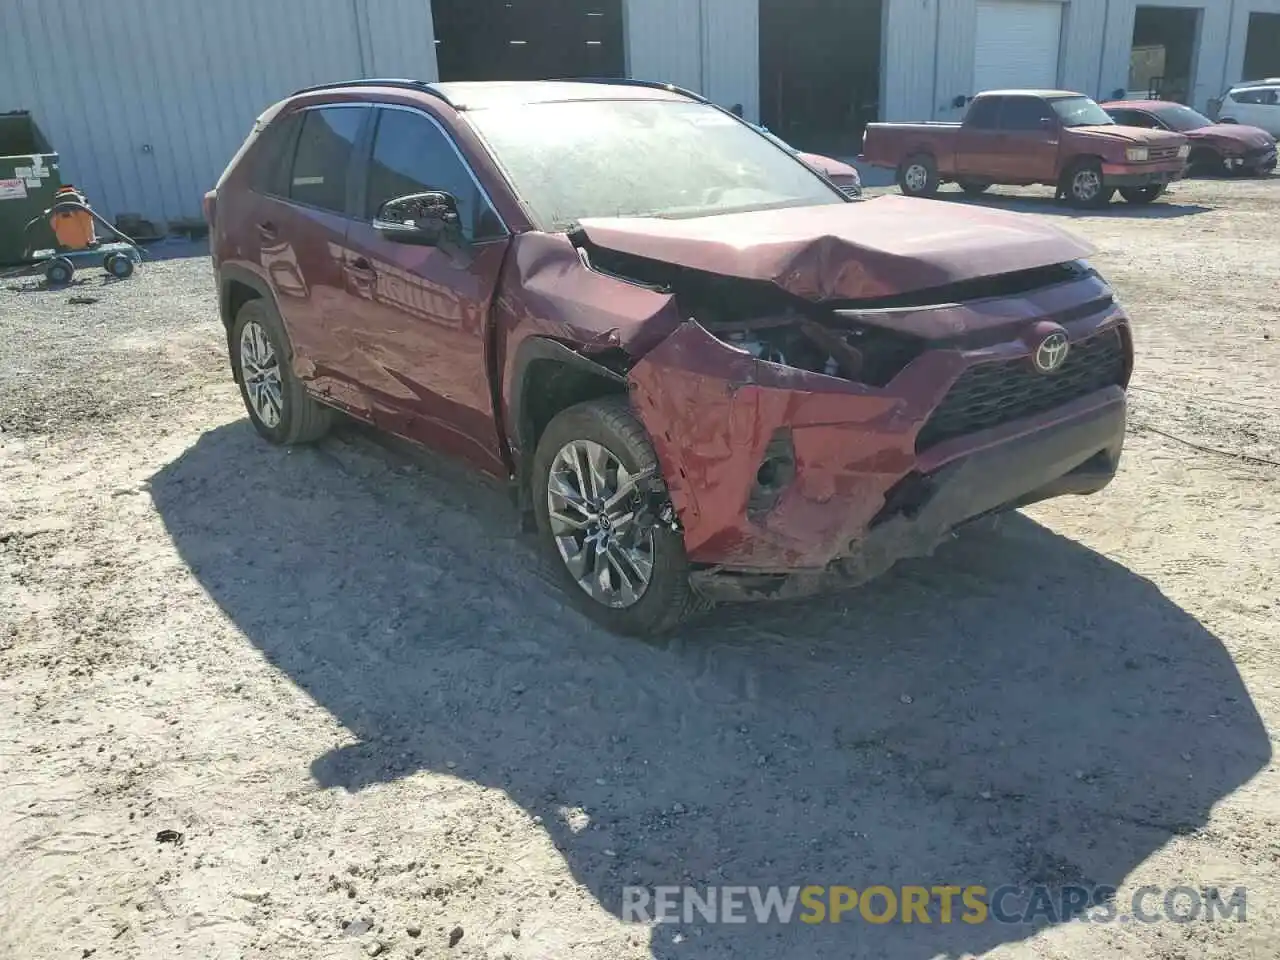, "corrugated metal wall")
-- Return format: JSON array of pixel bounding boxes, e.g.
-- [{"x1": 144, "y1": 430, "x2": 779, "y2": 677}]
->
[
  {"x1": 5, "y1": 0, "x2": 1275, "y2": 224},
  {"x1": 623, "y1": 0, "x2": 759, "y2": 120},
  {"x1": 0, "y1": 0, "x2": 437, "y2": 226}
]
